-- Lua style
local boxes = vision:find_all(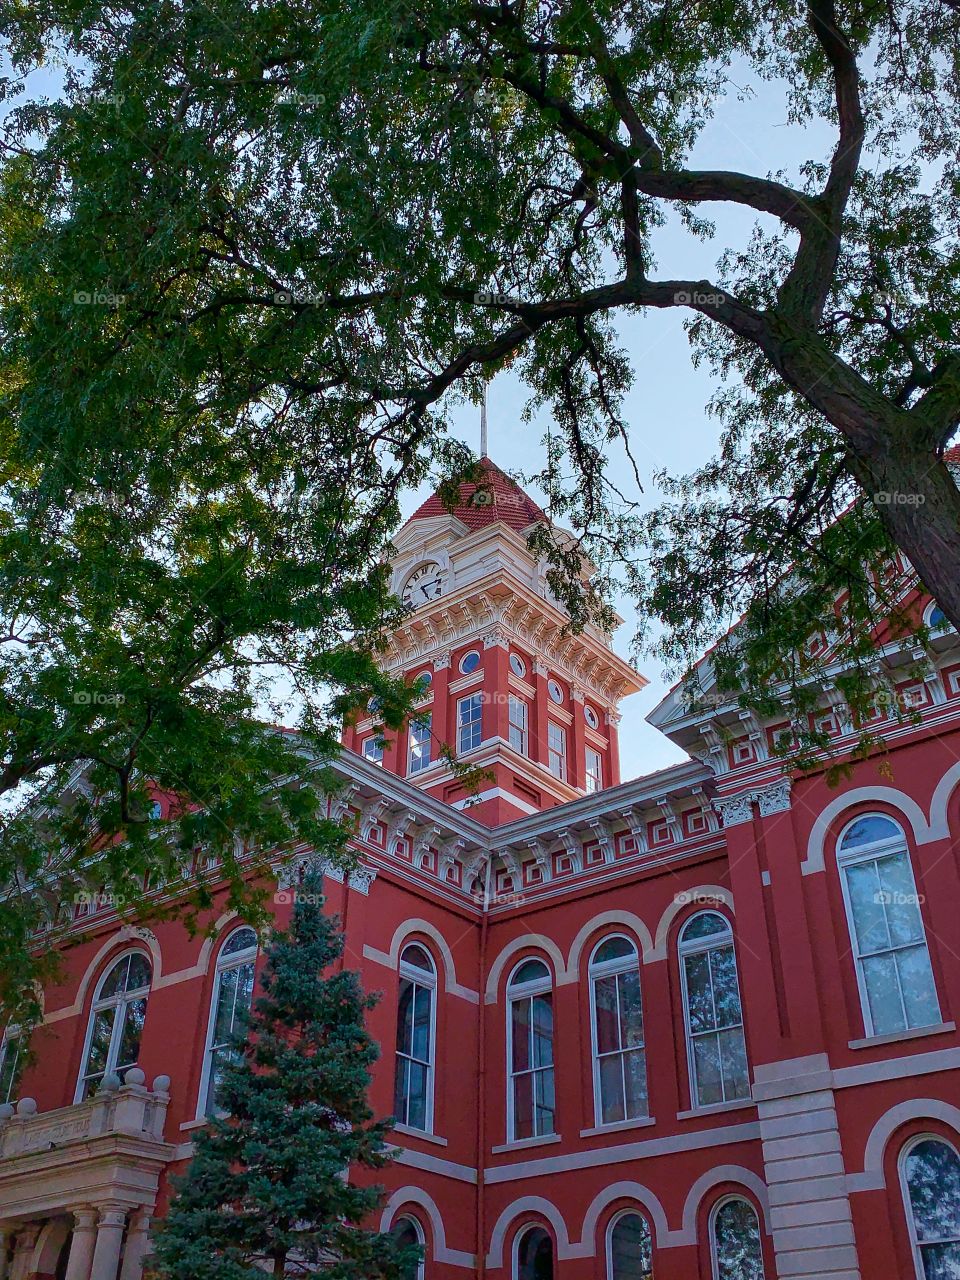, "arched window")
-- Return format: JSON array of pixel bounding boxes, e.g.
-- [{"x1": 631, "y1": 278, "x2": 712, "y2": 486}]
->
[
  {"x1": 607, "y1": 1210, "x2": 653, "y2": 1279},
  {"x1": 901, "y1": 1136, "x2": 960, "y2": 1278},
  {"x1": 589, "y1": 936, "x2": 647, "y2": 1126},
  {"x1": 837, "y1": 815, "x2": 940, "y2": 1037},
  {"x1": 392, "y1": 1214, "x2": 426, "y2": 1280},
  {"x1": 710, "y1": 1197, "x2": 765, "y2": 1280},
  {"x1": 679, "y1": 913, "x2": 749, "y2": 1108},
  {"x1": 507, "y1": 959, "x2": 555, "y2": 1141},
  {"x1": 515, "y1": 1225, "x2": 554, "y2": 1280},
  {"x1": 394, "y1": 944, "x2": 437, "y2": 1132},
  {"x1": 200, "y1": 926, "x2": 258, "y2": 1116},
  {"x1": 76, "y1": 951, "x2": 151, "y2": 1100}
]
